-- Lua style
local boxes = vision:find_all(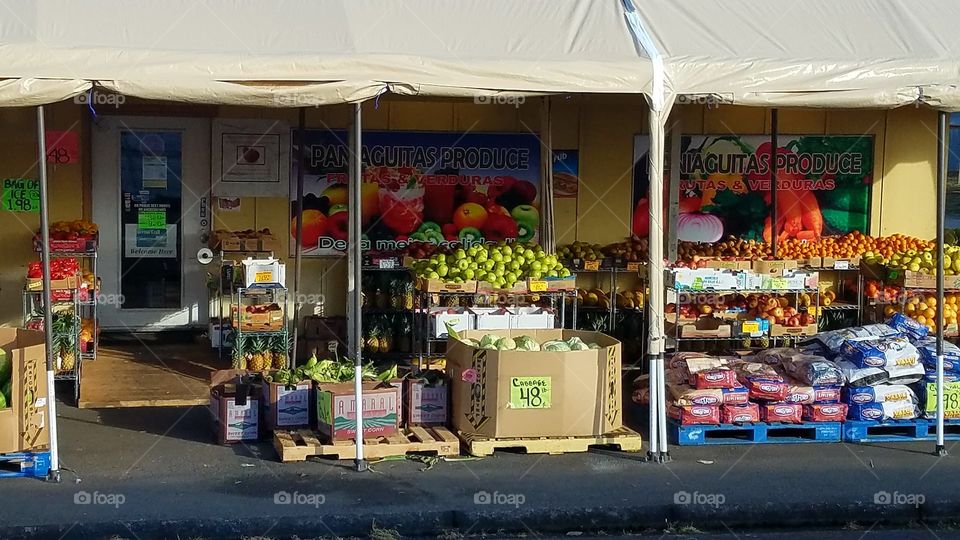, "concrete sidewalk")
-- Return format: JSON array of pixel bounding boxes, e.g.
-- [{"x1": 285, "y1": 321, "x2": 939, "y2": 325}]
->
[{"x1": 1, "y1": 404, "x2": 959, "y2": 539}]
